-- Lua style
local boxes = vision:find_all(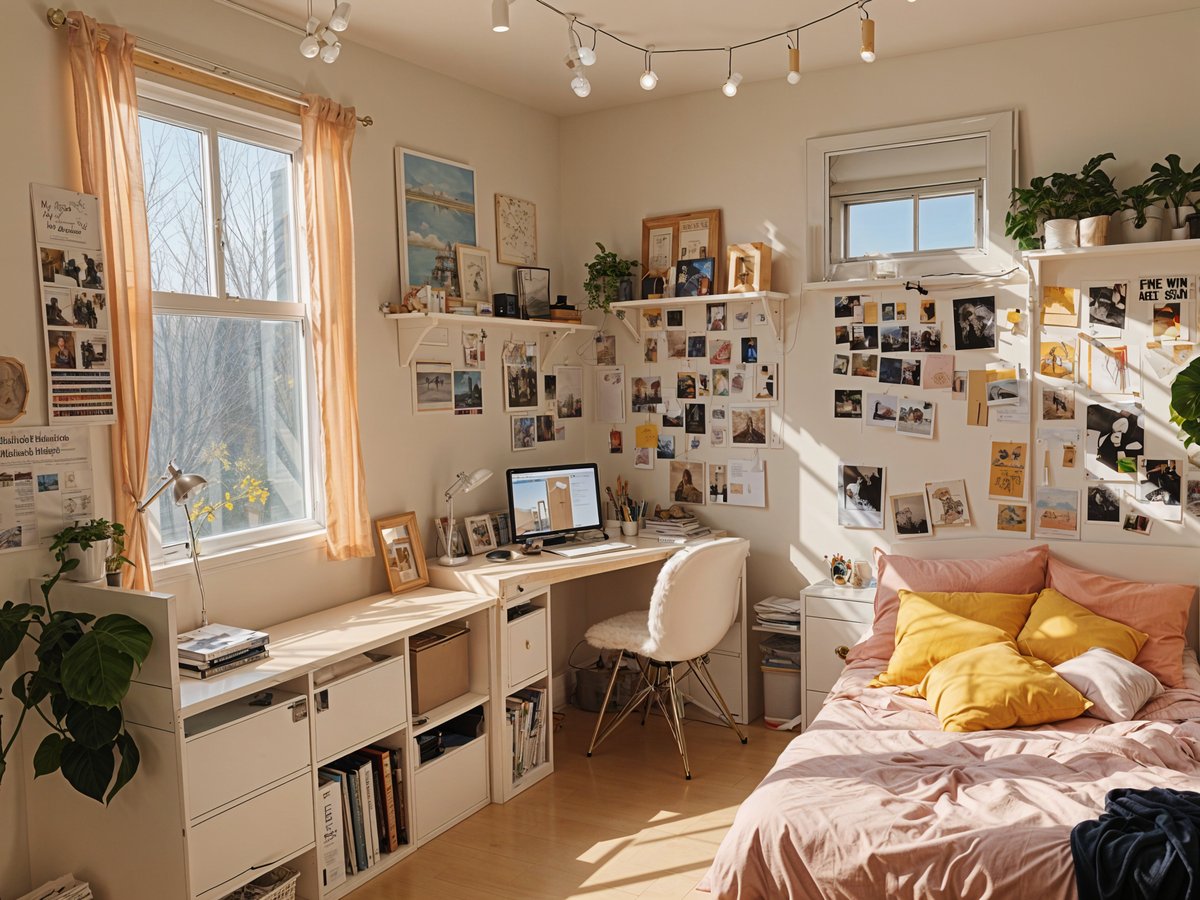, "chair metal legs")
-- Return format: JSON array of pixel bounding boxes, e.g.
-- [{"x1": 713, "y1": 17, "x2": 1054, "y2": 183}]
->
[{"x1": 585, "y1": 652, "x2": 748, "y2": 778}]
